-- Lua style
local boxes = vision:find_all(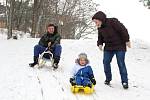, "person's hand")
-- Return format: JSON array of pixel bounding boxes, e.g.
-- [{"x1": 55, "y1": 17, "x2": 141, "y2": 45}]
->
[
  {"x1": 91, "y1": 78, "x2": 96, "y2": 85},
  {"x1": 70, "y1": 78, "x2": 76, "y2": 86},
  {"x1": 69, "y1": 78, "x2": 74, "y2": 83},
  {"x1": 48, "y1": 42, "x2": 51, "y2": 47},
  {"x1": 126, "y1": 41, "x2": 131, "y2": 48},
  {"x1": 98, "y1": 45, "x2": 103, "y2": 51}
]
